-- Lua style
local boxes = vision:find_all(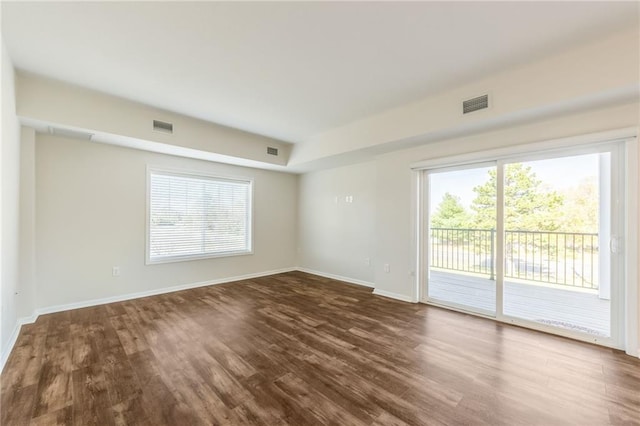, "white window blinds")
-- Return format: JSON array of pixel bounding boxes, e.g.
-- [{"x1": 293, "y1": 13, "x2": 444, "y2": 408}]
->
[{"x1": 148, "y1": 170, "x2": 252, "y2": 263}]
